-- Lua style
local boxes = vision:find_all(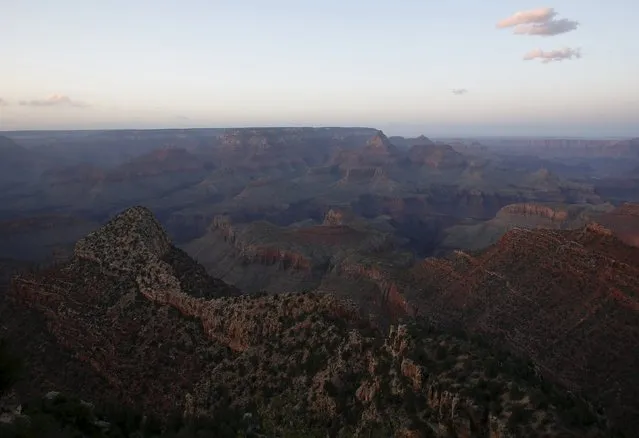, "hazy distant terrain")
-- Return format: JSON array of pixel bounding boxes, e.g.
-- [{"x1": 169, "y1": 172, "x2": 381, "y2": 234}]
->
[{"x1": 1, "y1": 128, "x2": 636, "y2": 263}]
